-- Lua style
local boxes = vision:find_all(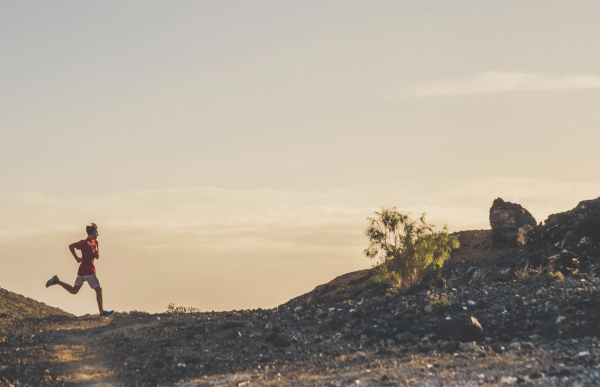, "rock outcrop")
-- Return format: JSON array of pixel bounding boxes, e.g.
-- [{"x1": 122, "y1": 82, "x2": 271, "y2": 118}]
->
[
  {"x1": 528, "y1": 196, "x2": 600, "y2": 248},
  {"x1": 445, "y1": 195, "x2": 600, "y2": 286},
  {"x1": 489, "y1": 198, "x2": 537, "y2": 248}
]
